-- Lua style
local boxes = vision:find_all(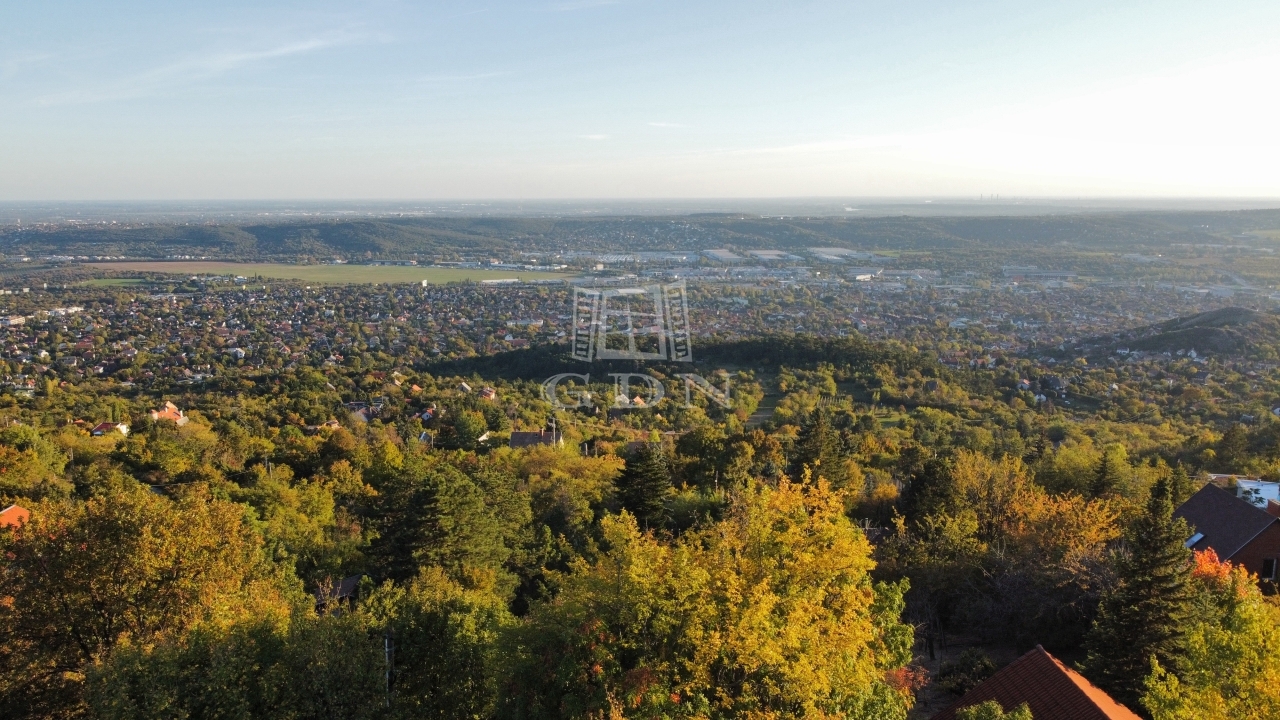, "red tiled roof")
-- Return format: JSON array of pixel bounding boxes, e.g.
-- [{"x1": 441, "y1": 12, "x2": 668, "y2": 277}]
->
[
  {"x1": 1, "y1": 504, "x2": 30, "y2": 529},
  {"x1": 931, "y1": 646, "x2": 1142, "y2": 720}
]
